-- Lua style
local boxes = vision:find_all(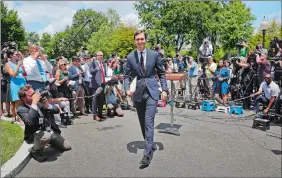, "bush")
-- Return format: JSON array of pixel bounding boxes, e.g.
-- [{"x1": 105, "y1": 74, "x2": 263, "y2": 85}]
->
[{"x1": 1, "y1": 120, "x2": 24, "y2": 165}]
